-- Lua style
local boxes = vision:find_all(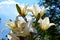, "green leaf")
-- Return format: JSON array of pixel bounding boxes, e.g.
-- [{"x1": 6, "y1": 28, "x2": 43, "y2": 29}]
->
[{"x1": 16, "y1": 4, "x2": 21, "y2": 15}]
